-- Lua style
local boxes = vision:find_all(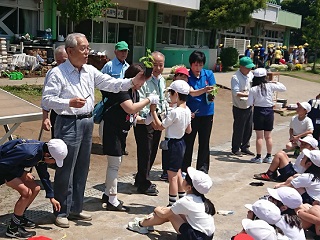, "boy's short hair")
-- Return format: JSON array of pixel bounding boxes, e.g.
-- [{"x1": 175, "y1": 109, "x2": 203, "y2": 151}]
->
[{"x1": 189, "y1": 50, "x2": 206, "y2": 65}]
